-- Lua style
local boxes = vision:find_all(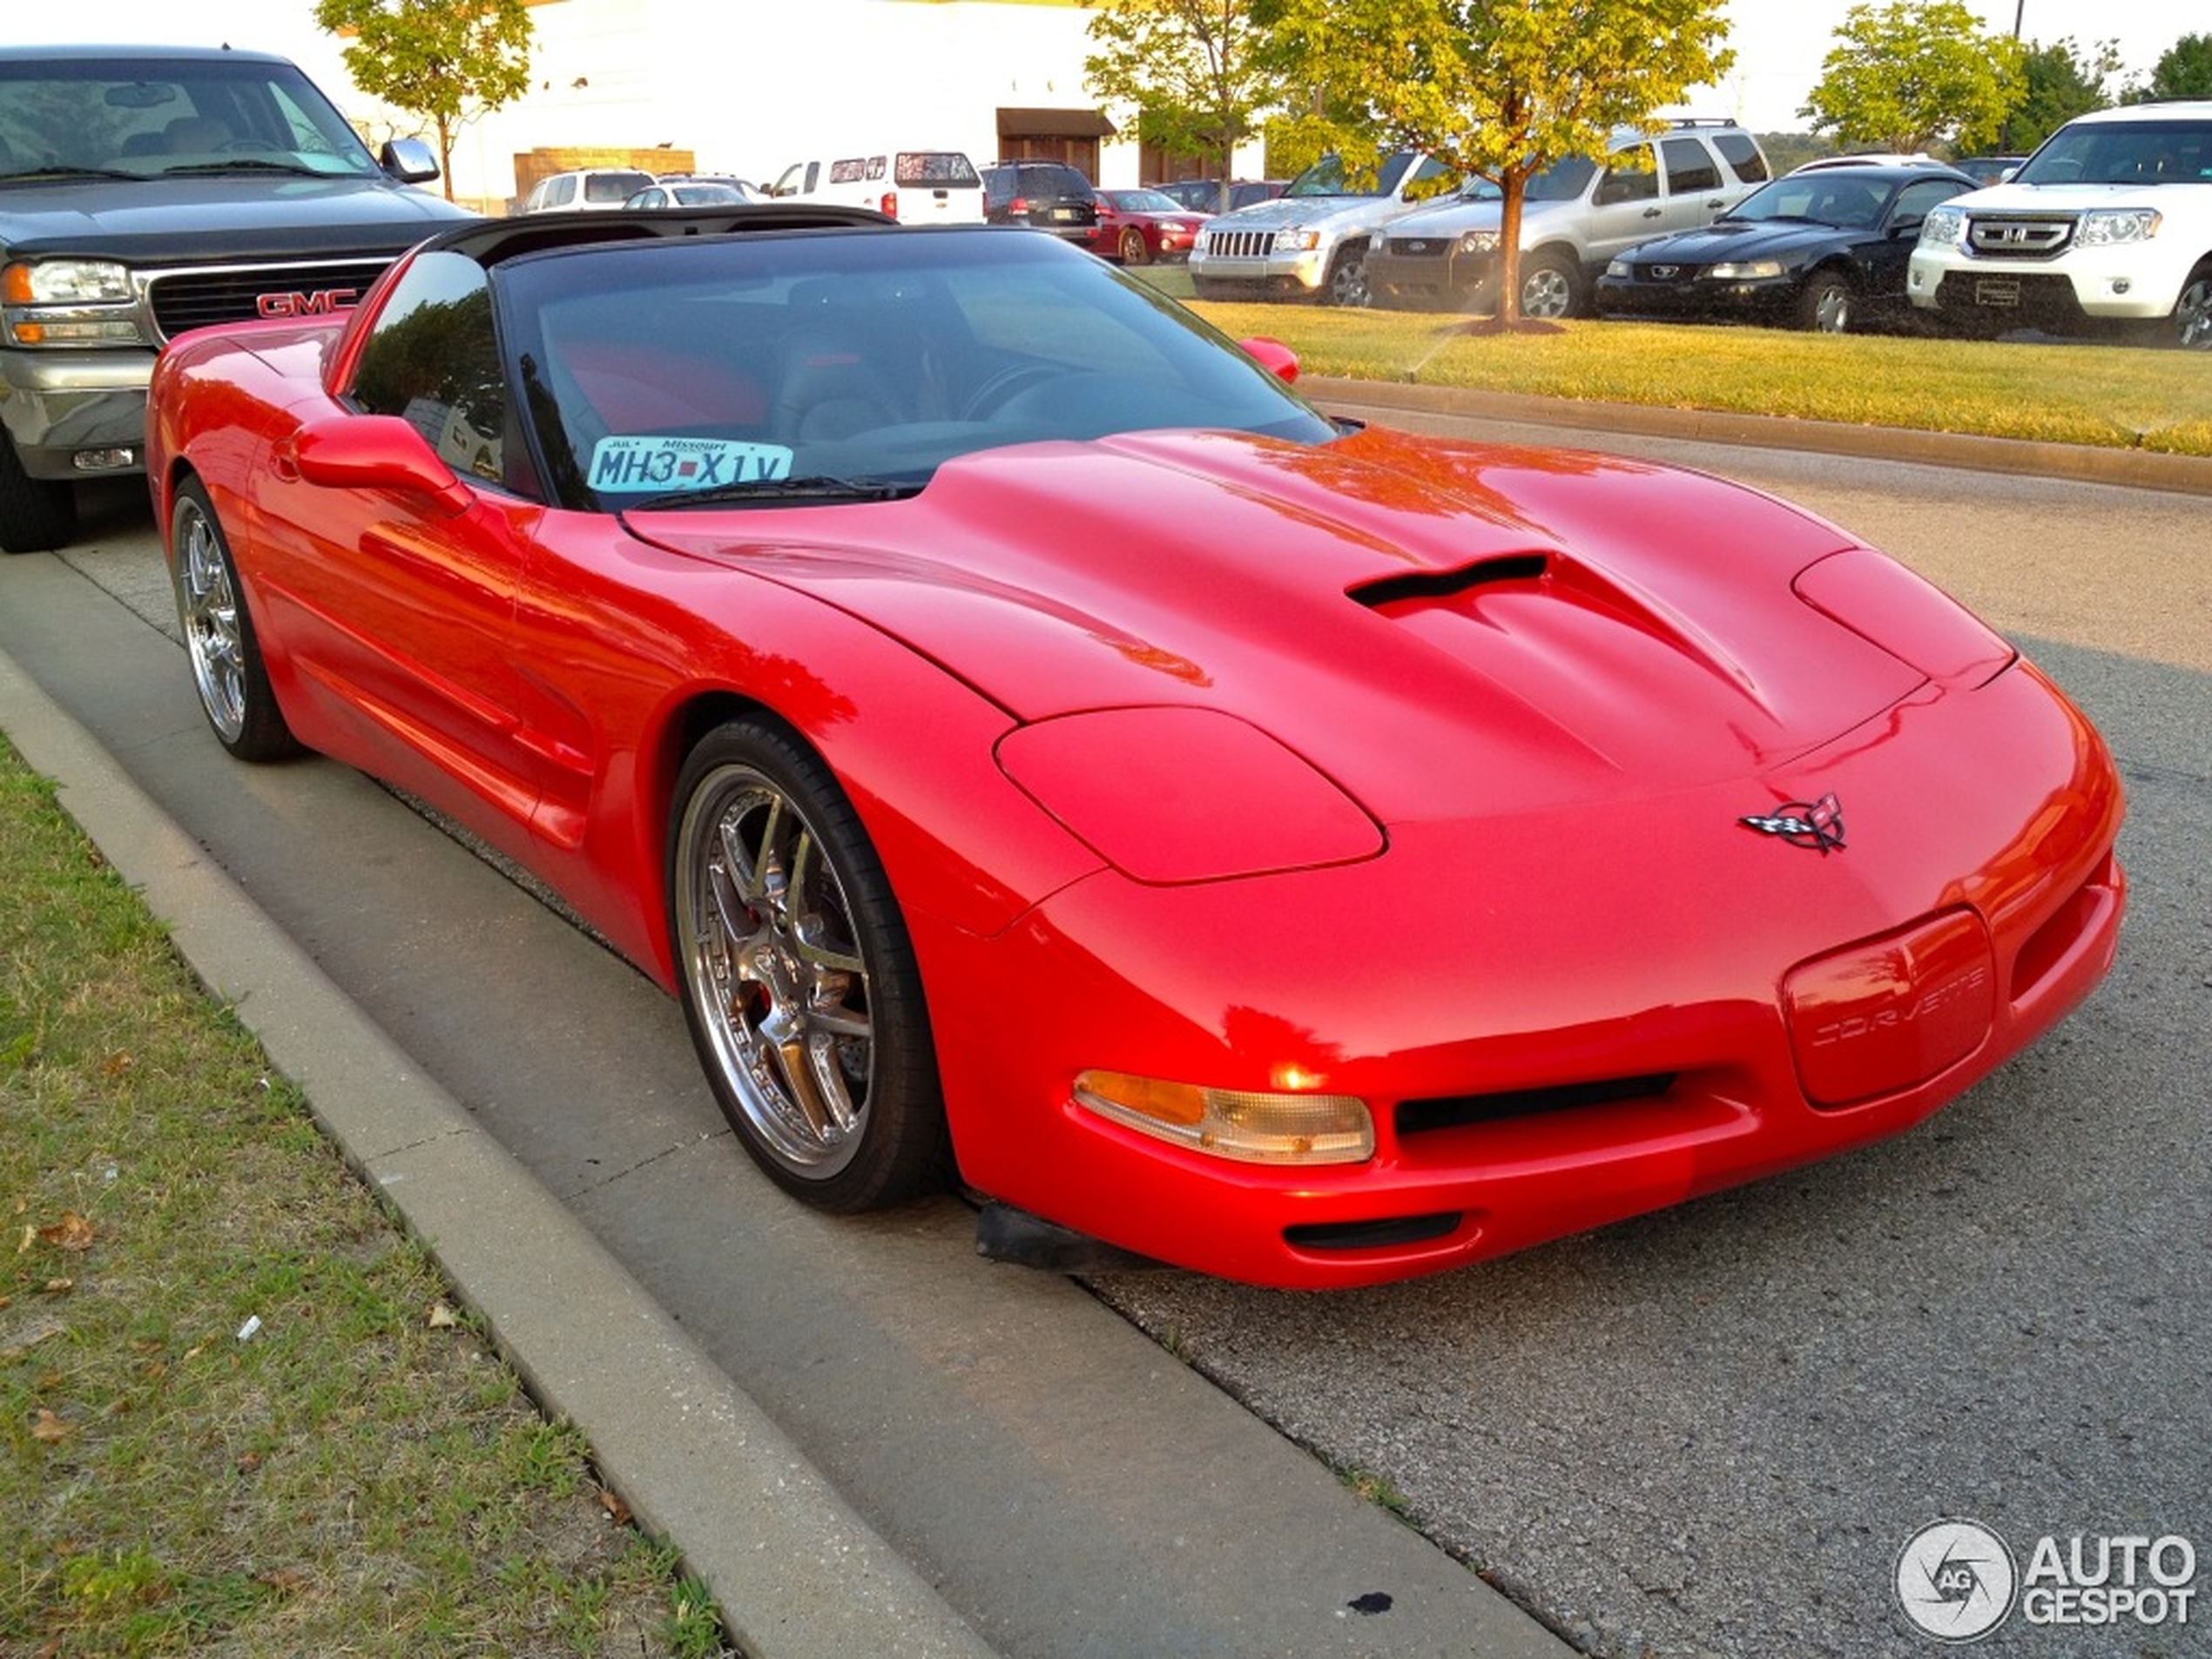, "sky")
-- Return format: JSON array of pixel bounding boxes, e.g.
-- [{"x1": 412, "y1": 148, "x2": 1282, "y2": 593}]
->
[{"x1": 5, "y1": 0, "x2": 2205, "y2": 138}]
